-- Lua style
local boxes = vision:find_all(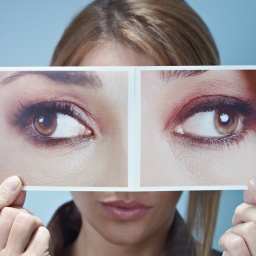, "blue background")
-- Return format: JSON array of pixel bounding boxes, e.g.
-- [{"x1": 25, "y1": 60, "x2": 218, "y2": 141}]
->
[{"x1": 1, "y1": 0, "x2": 256, "y2": 252}]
